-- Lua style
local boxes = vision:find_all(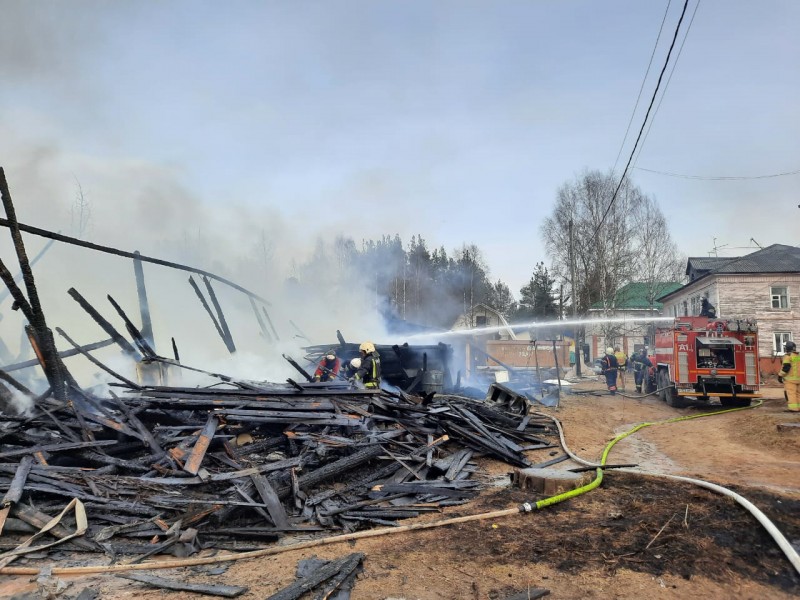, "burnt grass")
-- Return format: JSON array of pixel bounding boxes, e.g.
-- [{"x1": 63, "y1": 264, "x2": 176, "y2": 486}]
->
[{"x1": 392, "y1": 472, "x2": 800, "y2": 593}]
